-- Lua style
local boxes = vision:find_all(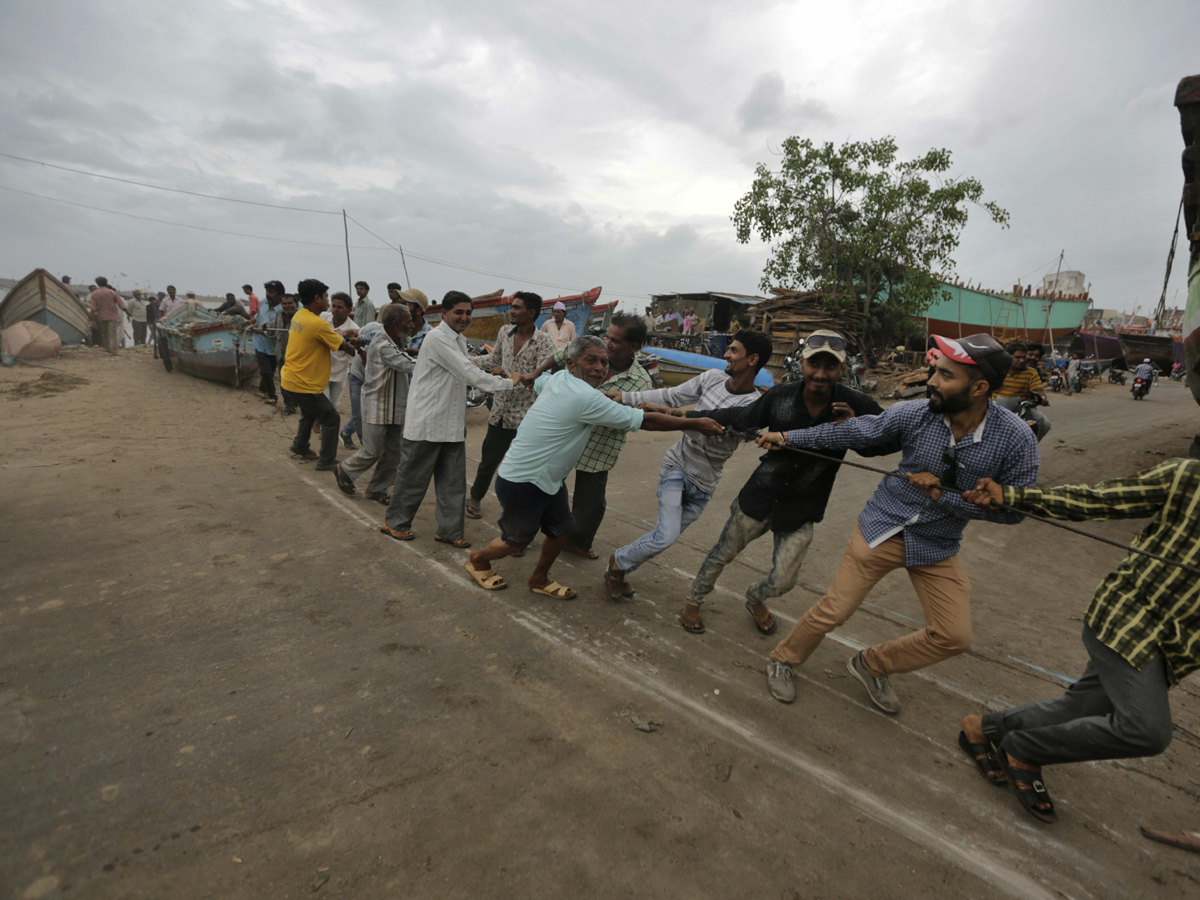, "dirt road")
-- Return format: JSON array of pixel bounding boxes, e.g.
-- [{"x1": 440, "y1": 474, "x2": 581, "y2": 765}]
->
[{"x1": 3, "y1": 347, "x2": 1199, "y2": 899}]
